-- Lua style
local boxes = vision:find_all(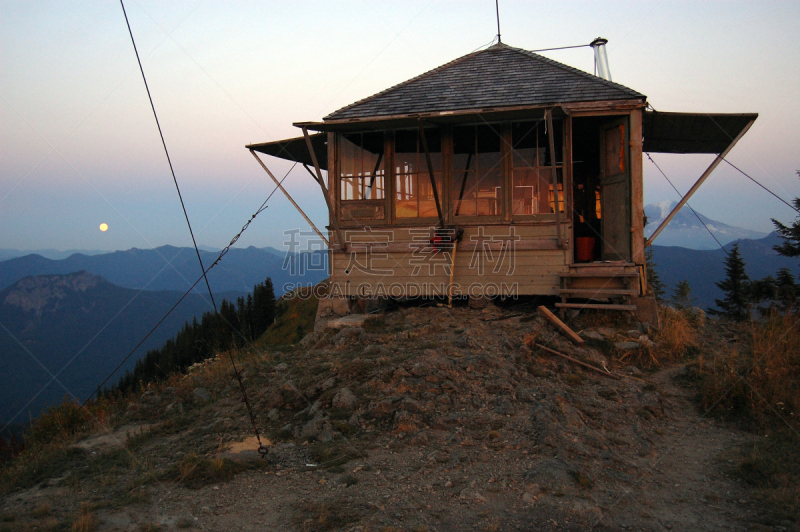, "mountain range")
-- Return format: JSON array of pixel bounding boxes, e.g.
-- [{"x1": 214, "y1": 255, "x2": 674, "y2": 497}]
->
[
  {"x1": 645, "y1": 201, "x2": 767, "y2": 250},
  {"x1": 0, "y1": 246, "x2": 327, "y2": 295},
  {"x1": 0, "y1": 271, "x2": 248, "y2": 430},
  {"x1": 651, "y1": 231, "x2": 798, "y2": 310}
]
